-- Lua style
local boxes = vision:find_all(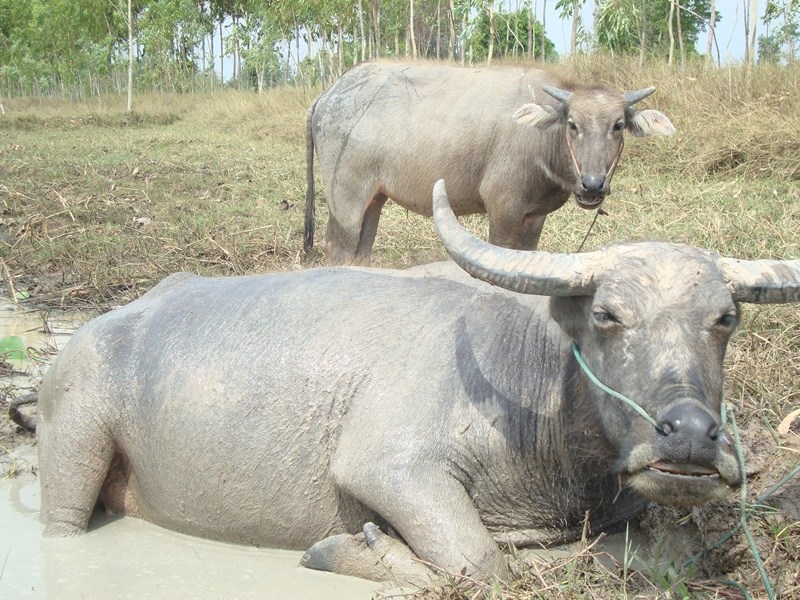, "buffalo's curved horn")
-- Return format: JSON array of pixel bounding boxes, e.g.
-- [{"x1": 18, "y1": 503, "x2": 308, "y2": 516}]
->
[
  {"x1": 541, "y1": 85, "x2": 573, "y2": 105},
  {"x1": 717, "y1": 257, "x2": 800, "y2": 304},
  {"x1": 432, "y1": 180, "x2": 601, "y2": 296},
  {"x1": 624, "y1": 87, "x2": 656, "y2": 106}
]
